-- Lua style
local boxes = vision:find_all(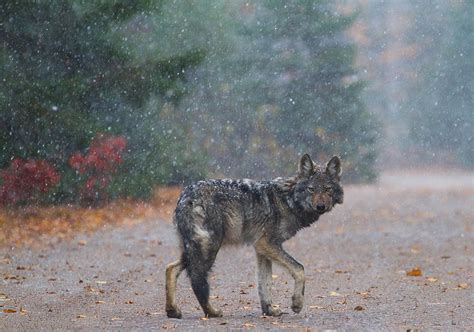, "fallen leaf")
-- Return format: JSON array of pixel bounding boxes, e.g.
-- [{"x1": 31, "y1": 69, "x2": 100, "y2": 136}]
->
[
  {"x1": 3, "y1": 308, "x2": 17, "y2": 313},
  {"x1": 406, "y1": 267, "x2": 422, "y2": 277},
  {"x1": 309, "y1": 305, "x2": 324, "y2": 309},
  {"x1": 200, "y1": 317, "x2": 209, "y2": 321},
  {"x1": 272, "y1": 274, "x2": 278, "y2": 279},
  {"x1": 76, "y1": 314, "x2": 86, "y2": 318},
  {"x1": 356, "y1": 291, "x2": 370, "y2": 299},
  {"x1": 95, "y1": 300, "x2": 105, "y2": 304},
  {"x1": 456, "y1": 283, "x2": 469, "y2": 289},
  {"x1": 354, "y1": 305, "x2": 365, "y2": 311},
  {"x1": 95, "y1": 280, "x2": 107, "y2": 284},
  {"x1": 410, "y1": 245, "x2": 421, "y2": 254},
  {"x1": 77, "y1": 240, "x2": 87, "y2": 246},
  {"x1": 426, "y1": 277, "x2": 438, "y2": 282},
  {"x1": 337, "y1": 298, "x2": 347, "y2": 305},
  {"x1": 335, "y1": 270, "x2": 349, "y2": 274},
  {"x1": 243, "y1": 322, "x2": 256, "y2": 328},
  {"x1": 329, "y1": 291, "x2": 342, "y2": 297},
  {"x1": 84, "y1": 285, "x2": 97, "y2": 292},
  {"x1": 125, "y1": 300, "x2": 134, "y2": 304}
]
